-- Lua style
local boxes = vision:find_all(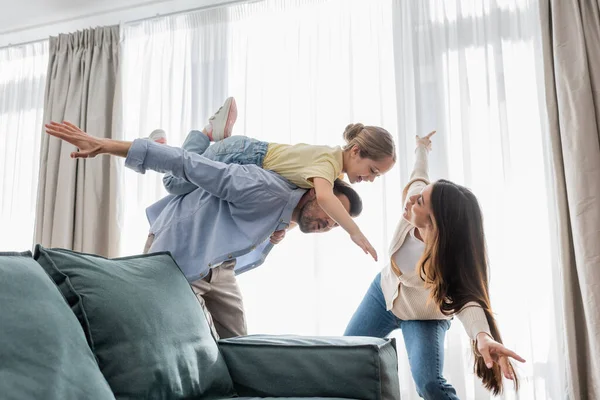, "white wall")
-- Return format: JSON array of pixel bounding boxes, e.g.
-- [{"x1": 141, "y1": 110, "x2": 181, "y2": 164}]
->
[{"x1": 0, "y1": 0, "x2": 238, "y2": 48}]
